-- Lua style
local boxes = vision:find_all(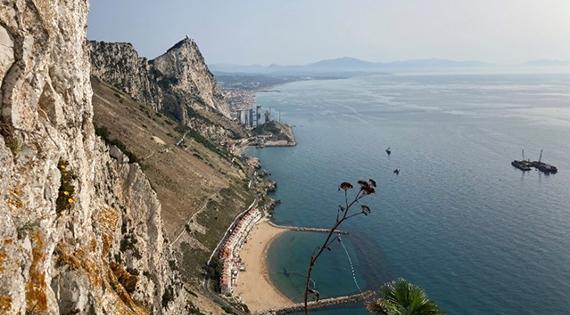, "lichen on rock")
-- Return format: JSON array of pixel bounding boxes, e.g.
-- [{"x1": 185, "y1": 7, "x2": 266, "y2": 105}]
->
[{"x1": 0, "y1": 1, "x2": 189, "y2": 314}]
